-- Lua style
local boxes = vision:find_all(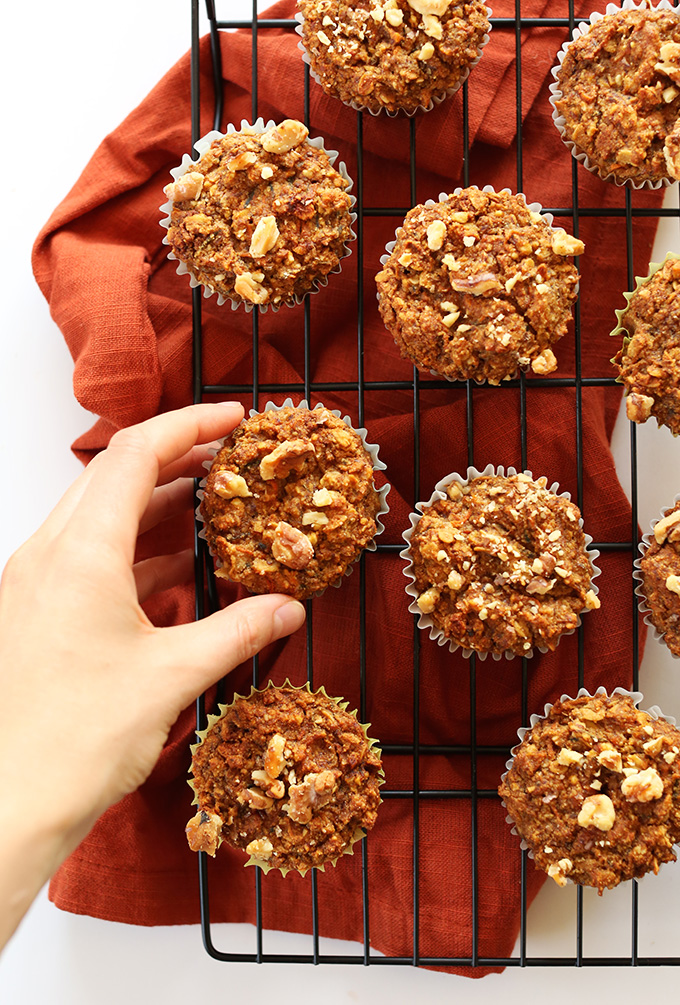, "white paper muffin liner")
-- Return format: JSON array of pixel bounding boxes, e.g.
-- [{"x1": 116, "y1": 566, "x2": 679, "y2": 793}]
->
[
  {"x1": 294, "y1": 8, "x2": 492, "y2": 118},
  {"x1": 499, "y1": 687, "x2": 678, "y2": 880},
  {"x1": 548, "y1": 0, "x2": 679, "y2": 190},
  {"x1": 196, "y1": 397, "x2": 390, "y2": 598},
  {"x1": 159, "y1": 118, "x2": 357, "y2": 312},
  {"x1": 188, "y1": 678, "x2": 384, "y2": 876},
  {"x1": 400, "y1": 464, "x2": 601, "y2": 660},
  {"x1": 377, "y1": 185, "x2": 583, "y2": 385},
  {"x1": 633, "y1": 493, "x2": 680, "y2": 661}
]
